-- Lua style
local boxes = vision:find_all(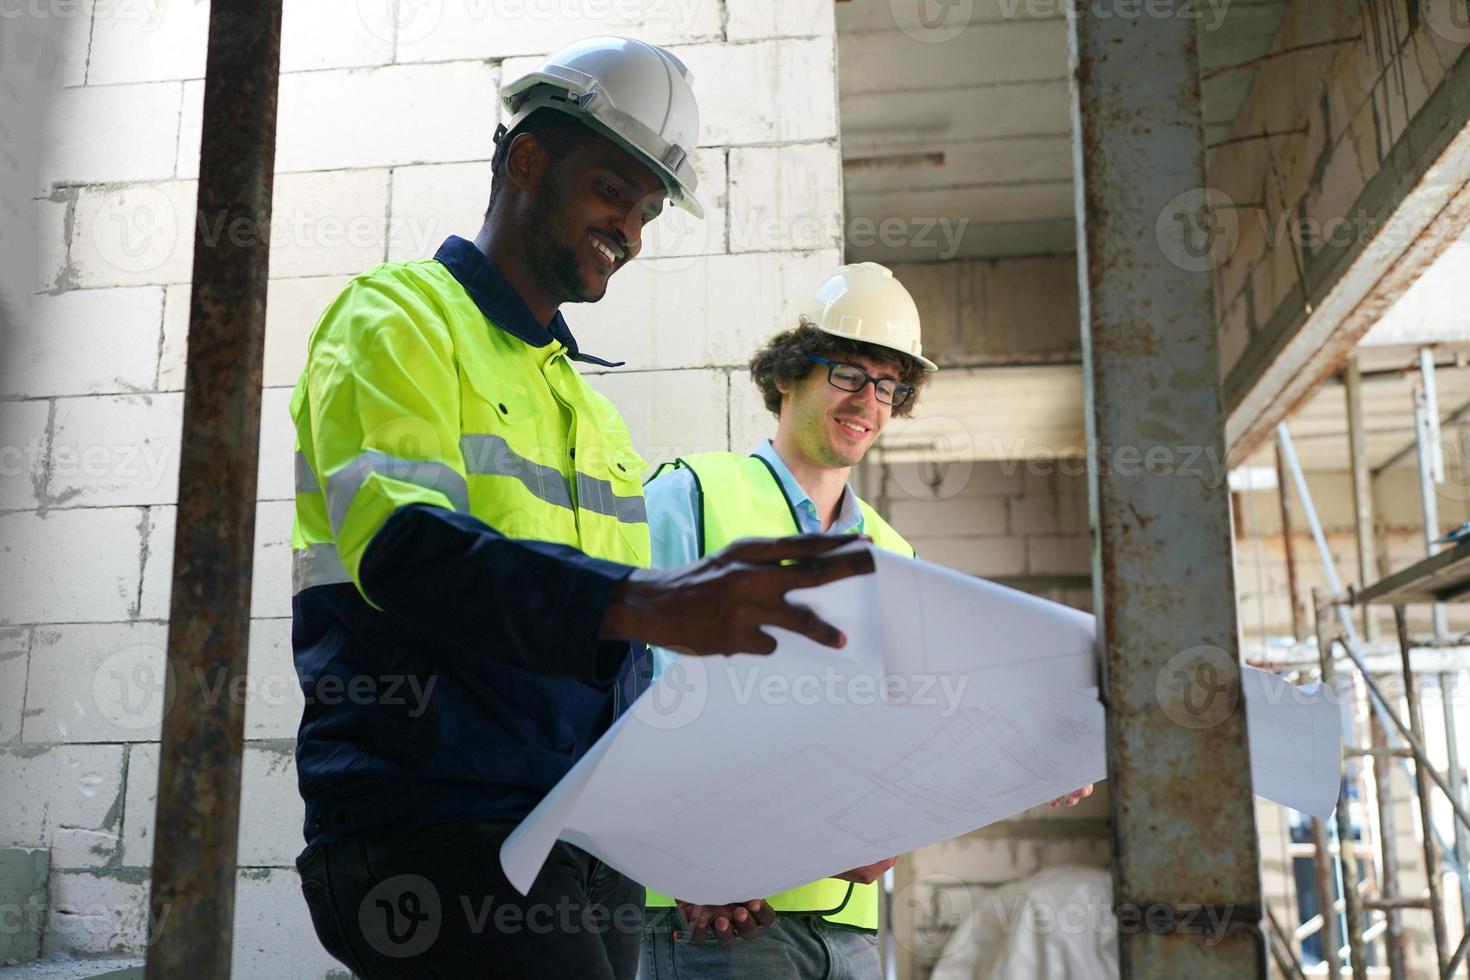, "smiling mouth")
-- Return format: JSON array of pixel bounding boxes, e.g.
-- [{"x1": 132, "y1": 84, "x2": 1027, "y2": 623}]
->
[
  {"x1": 589, "y1": 234, "x2": 621, "y2": 271},
  {"x1": 836, "y1": 419, "x2": 871, "y2": 436}
]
